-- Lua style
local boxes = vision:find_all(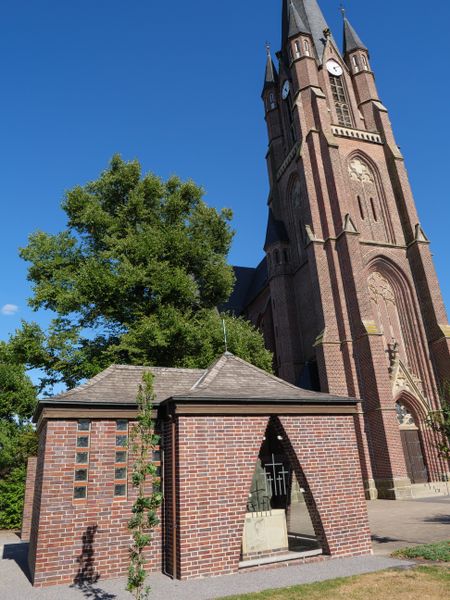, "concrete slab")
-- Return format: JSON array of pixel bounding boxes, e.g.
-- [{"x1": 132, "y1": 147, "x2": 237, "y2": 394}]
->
[{"x1": 369, "y1": 497, "x2": 450, "y2": 556}]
